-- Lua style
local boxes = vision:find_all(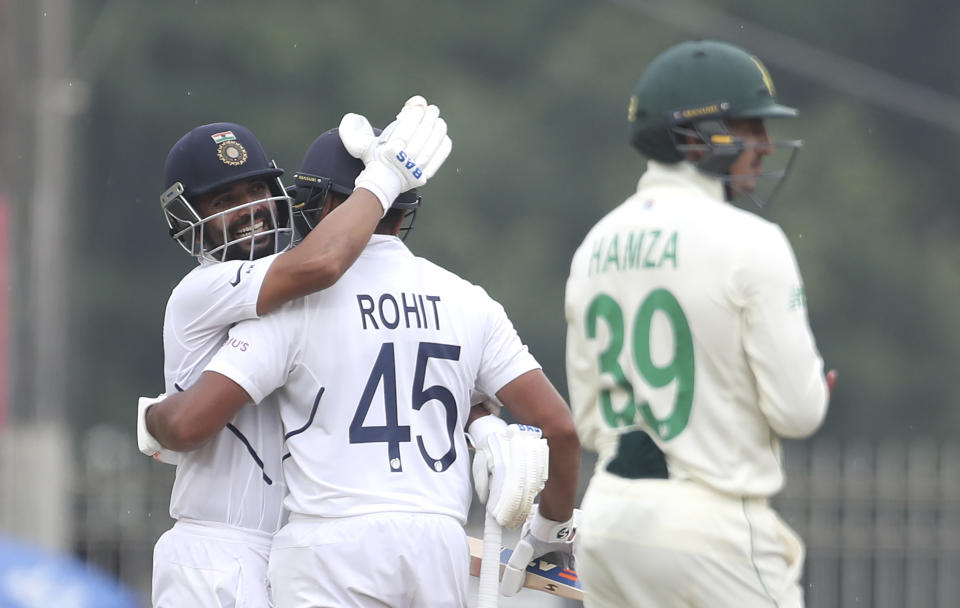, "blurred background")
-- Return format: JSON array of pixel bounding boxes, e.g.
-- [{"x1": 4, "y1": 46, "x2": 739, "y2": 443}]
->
[{"x1": 2, "y1": 0, "x2": 959, "y2": 606}]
